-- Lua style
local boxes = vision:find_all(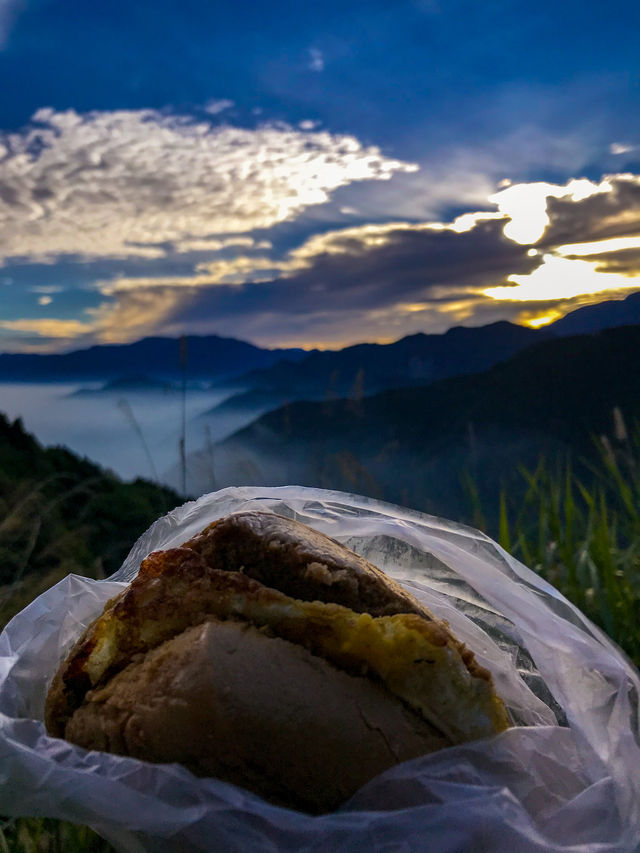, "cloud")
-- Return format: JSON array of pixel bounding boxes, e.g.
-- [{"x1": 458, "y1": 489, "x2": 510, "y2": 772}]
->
[
  {"x1": 539, "y1": 174, "x2": 640, "y2": 249},
  {"x1": 553, "y1": 236, "x2": 640, "y2": 258},
  {"x1": 80, "y1": 216, "x2": 538, "y2": 347},
  {"x1": 482, "y1": 254, "x2": 640, "y2": 302},
  {"x1": 87, "y1": 288, "x2": 189, "y2": 344},
  {"x1": 489, "y1": 178, "x2": 613, "y2": 244},
  {"x1": 4, "y1": 150, "x2": 640, "y2": 351},
  {"x1": 0, "y1": 0, "x2": 24, "y2": 49},
  {"x1": 0, "y1": 107, "x2": 417, "y2": 264},
  {"x1": 308, "y1": 48, "x2": 324, "y2": 72},
  {"x1": 333, "y1": 149, "x2": 498, "y2": 223},
  {"x1": 171, "y1": 236, "x2": 272, "y2": 255},
  {"x1": 0, "y1": 317, "x2": 93, "y2": 338},
  {"x1": 203, "y1": 99, "x2": 234, "y2": 115},
  {"x1": 83, "y1": 170, "x2": 640, "y2": 347},
  {"x1": 95, "y1": 253, "x2": 284, "y2": 293},
  {"x1": 458, "y1": 175, "x2": 640, "y2": 327},
  {"x1": 610, "y1": 143, "x2": 636, "y2": 156}
]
